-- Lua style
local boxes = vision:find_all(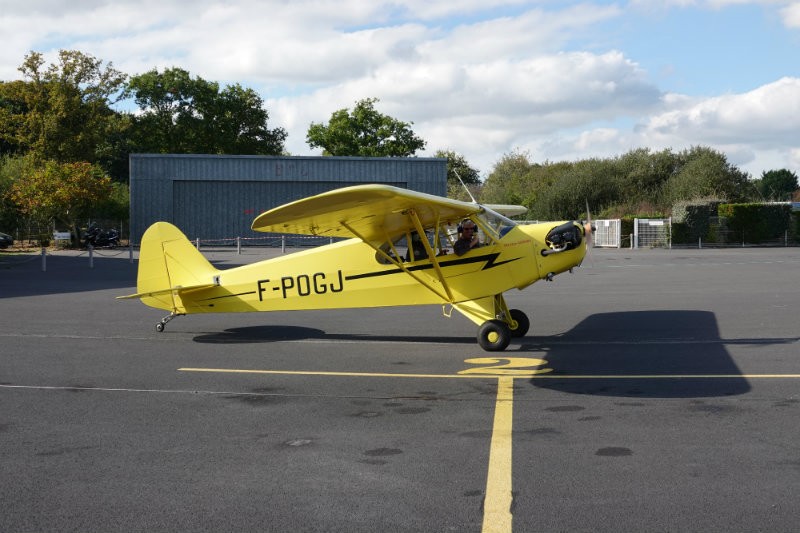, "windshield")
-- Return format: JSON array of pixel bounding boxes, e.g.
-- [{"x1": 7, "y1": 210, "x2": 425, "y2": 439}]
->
[
  {"x1": 476, "y1": 207, "x2": 517, "y2": 239},
  {"x1": 373, "y1": 206, "x2": 518, "y2": 264}
]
